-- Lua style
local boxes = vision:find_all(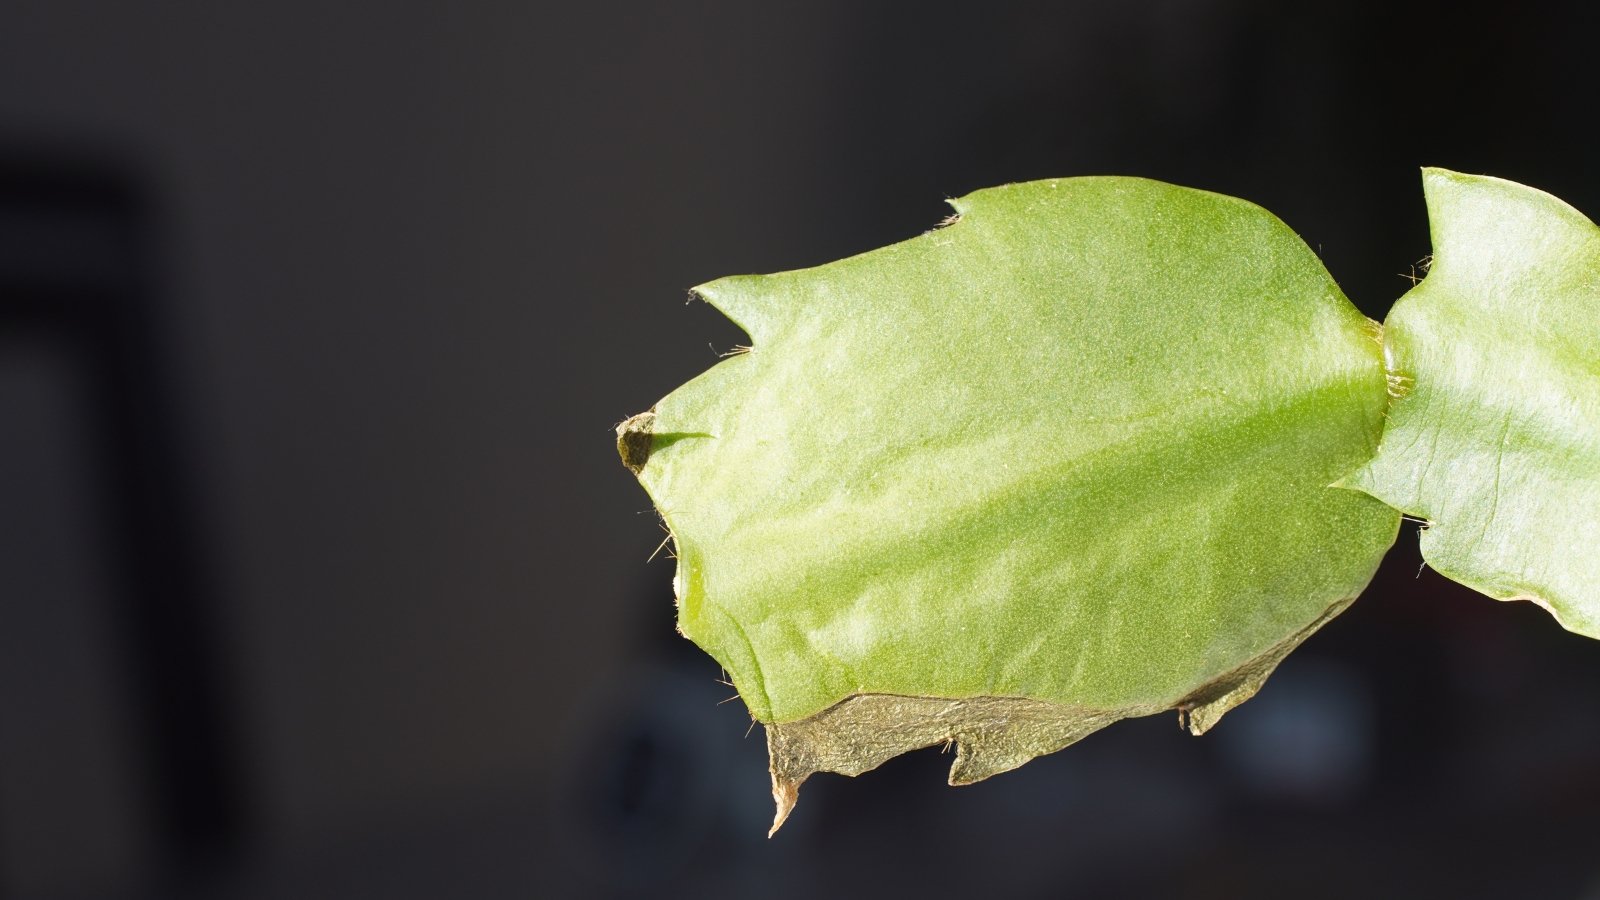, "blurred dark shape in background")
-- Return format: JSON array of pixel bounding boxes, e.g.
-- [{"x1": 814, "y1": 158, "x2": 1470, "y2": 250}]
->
[
  {"x1": 0, "y1": 2, "x2": 1597, "y2": 897},
  {"x1": 0, "y1": 146, "x2": 242, "y2": 897}
]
